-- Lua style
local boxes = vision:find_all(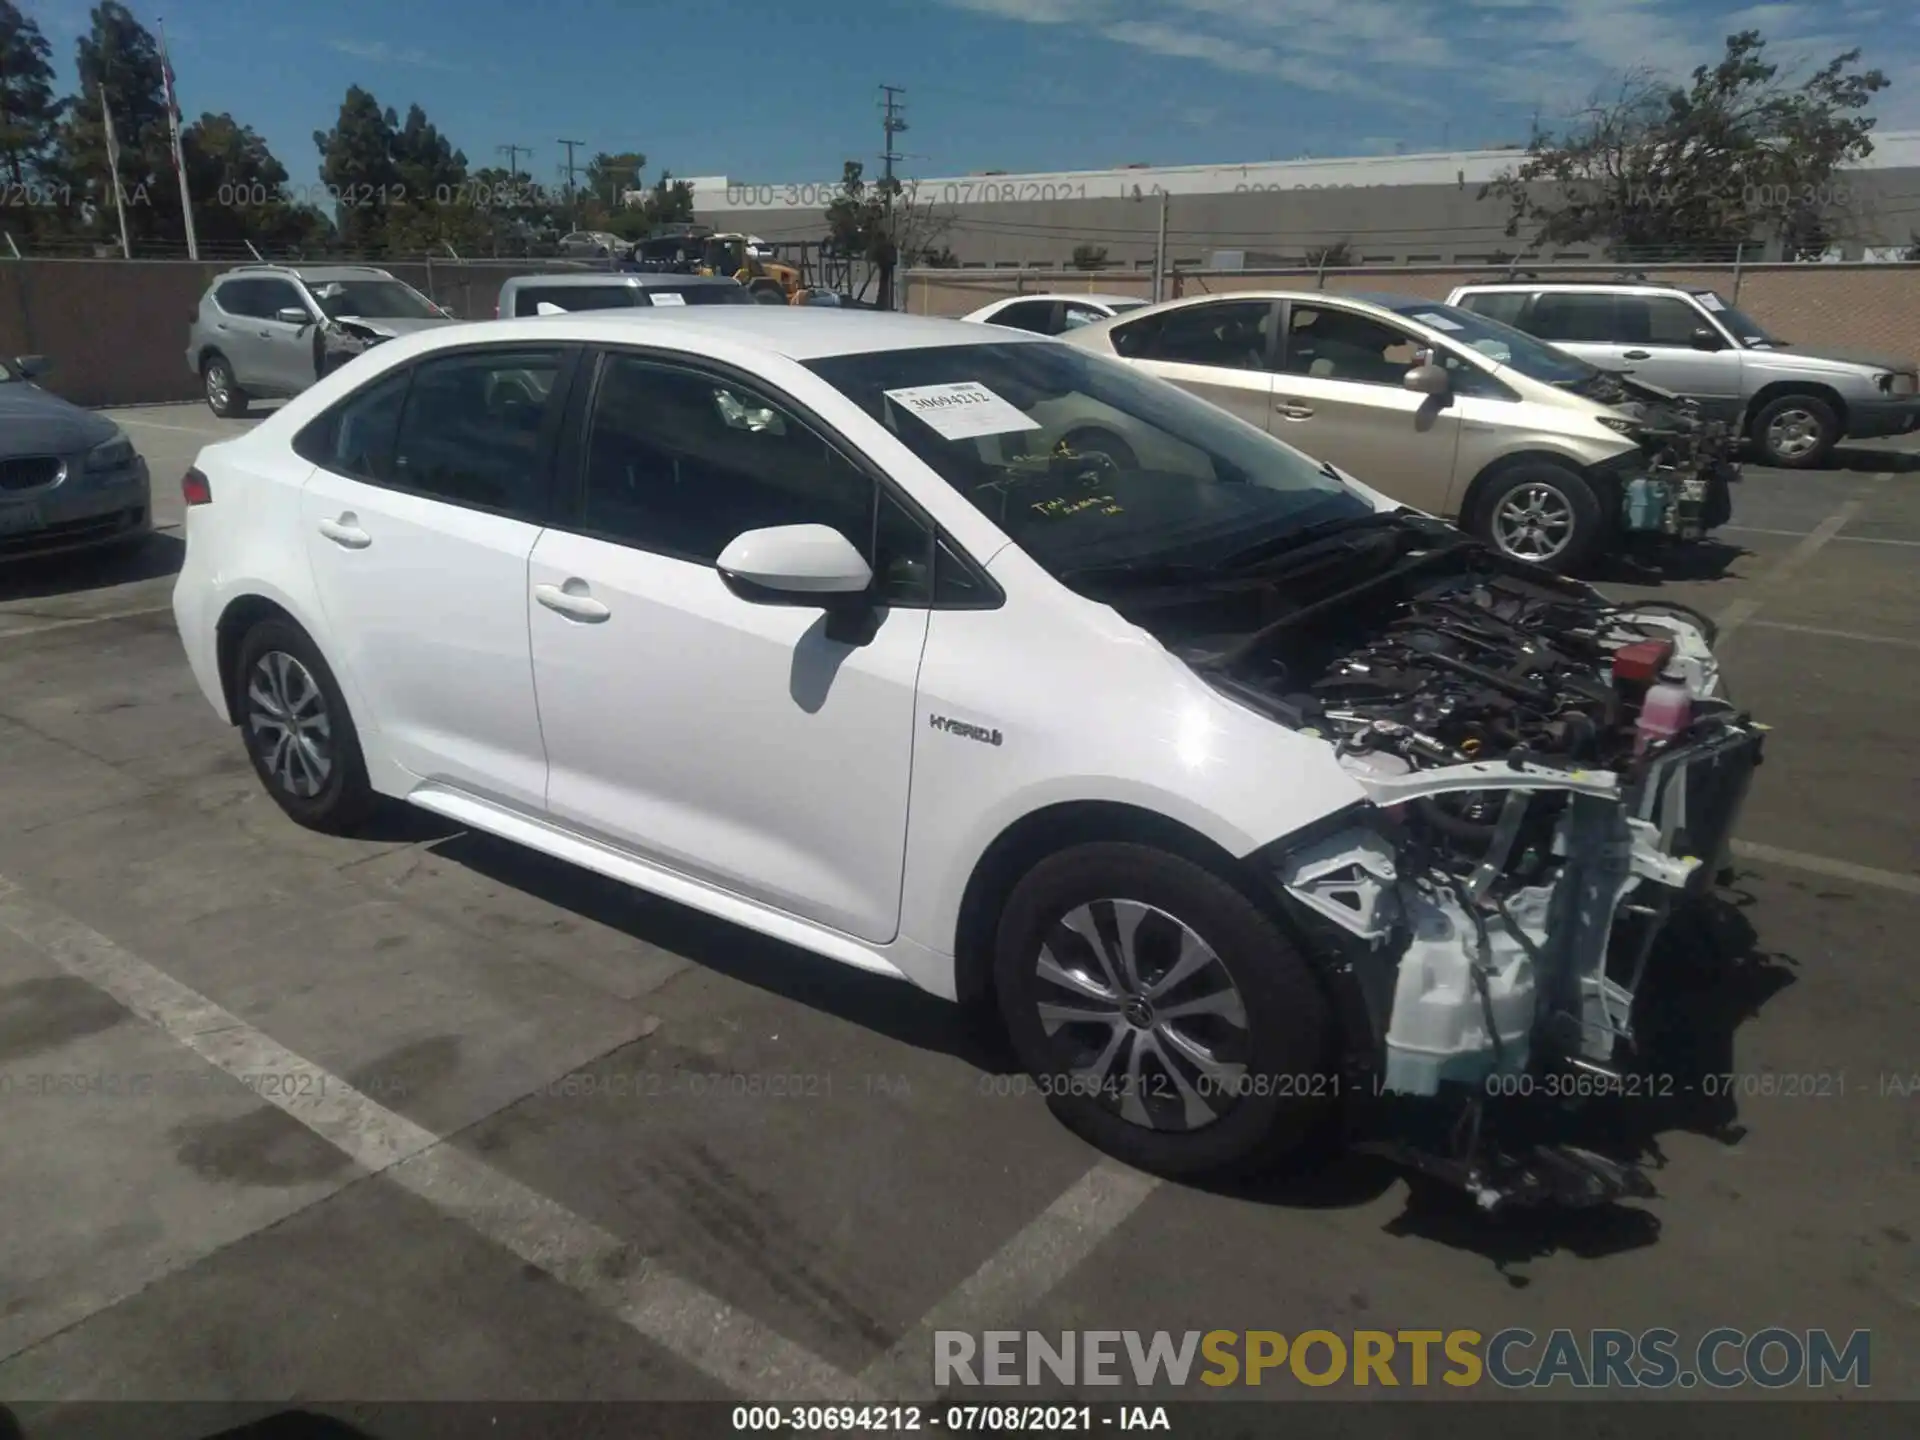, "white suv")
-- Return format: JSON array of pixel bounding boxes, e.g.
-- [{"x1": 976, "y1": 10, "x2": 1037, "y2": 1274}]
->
[{"x1": 171, "y1": 309, "x2": 1763, "y2": 1203}]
